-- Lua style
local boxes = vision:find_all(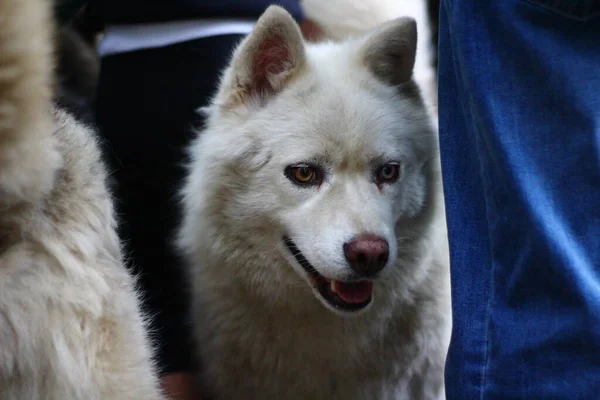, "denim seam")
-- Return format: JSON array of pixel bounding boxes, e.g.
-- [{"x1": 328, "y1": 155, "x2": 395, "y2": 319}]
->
[
  {"x1": 473, "y1": 118, "x2": 497, "y2": 400},
  {"x1": 442, "y1": 1, "x2": 496, "y2": 398}
]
